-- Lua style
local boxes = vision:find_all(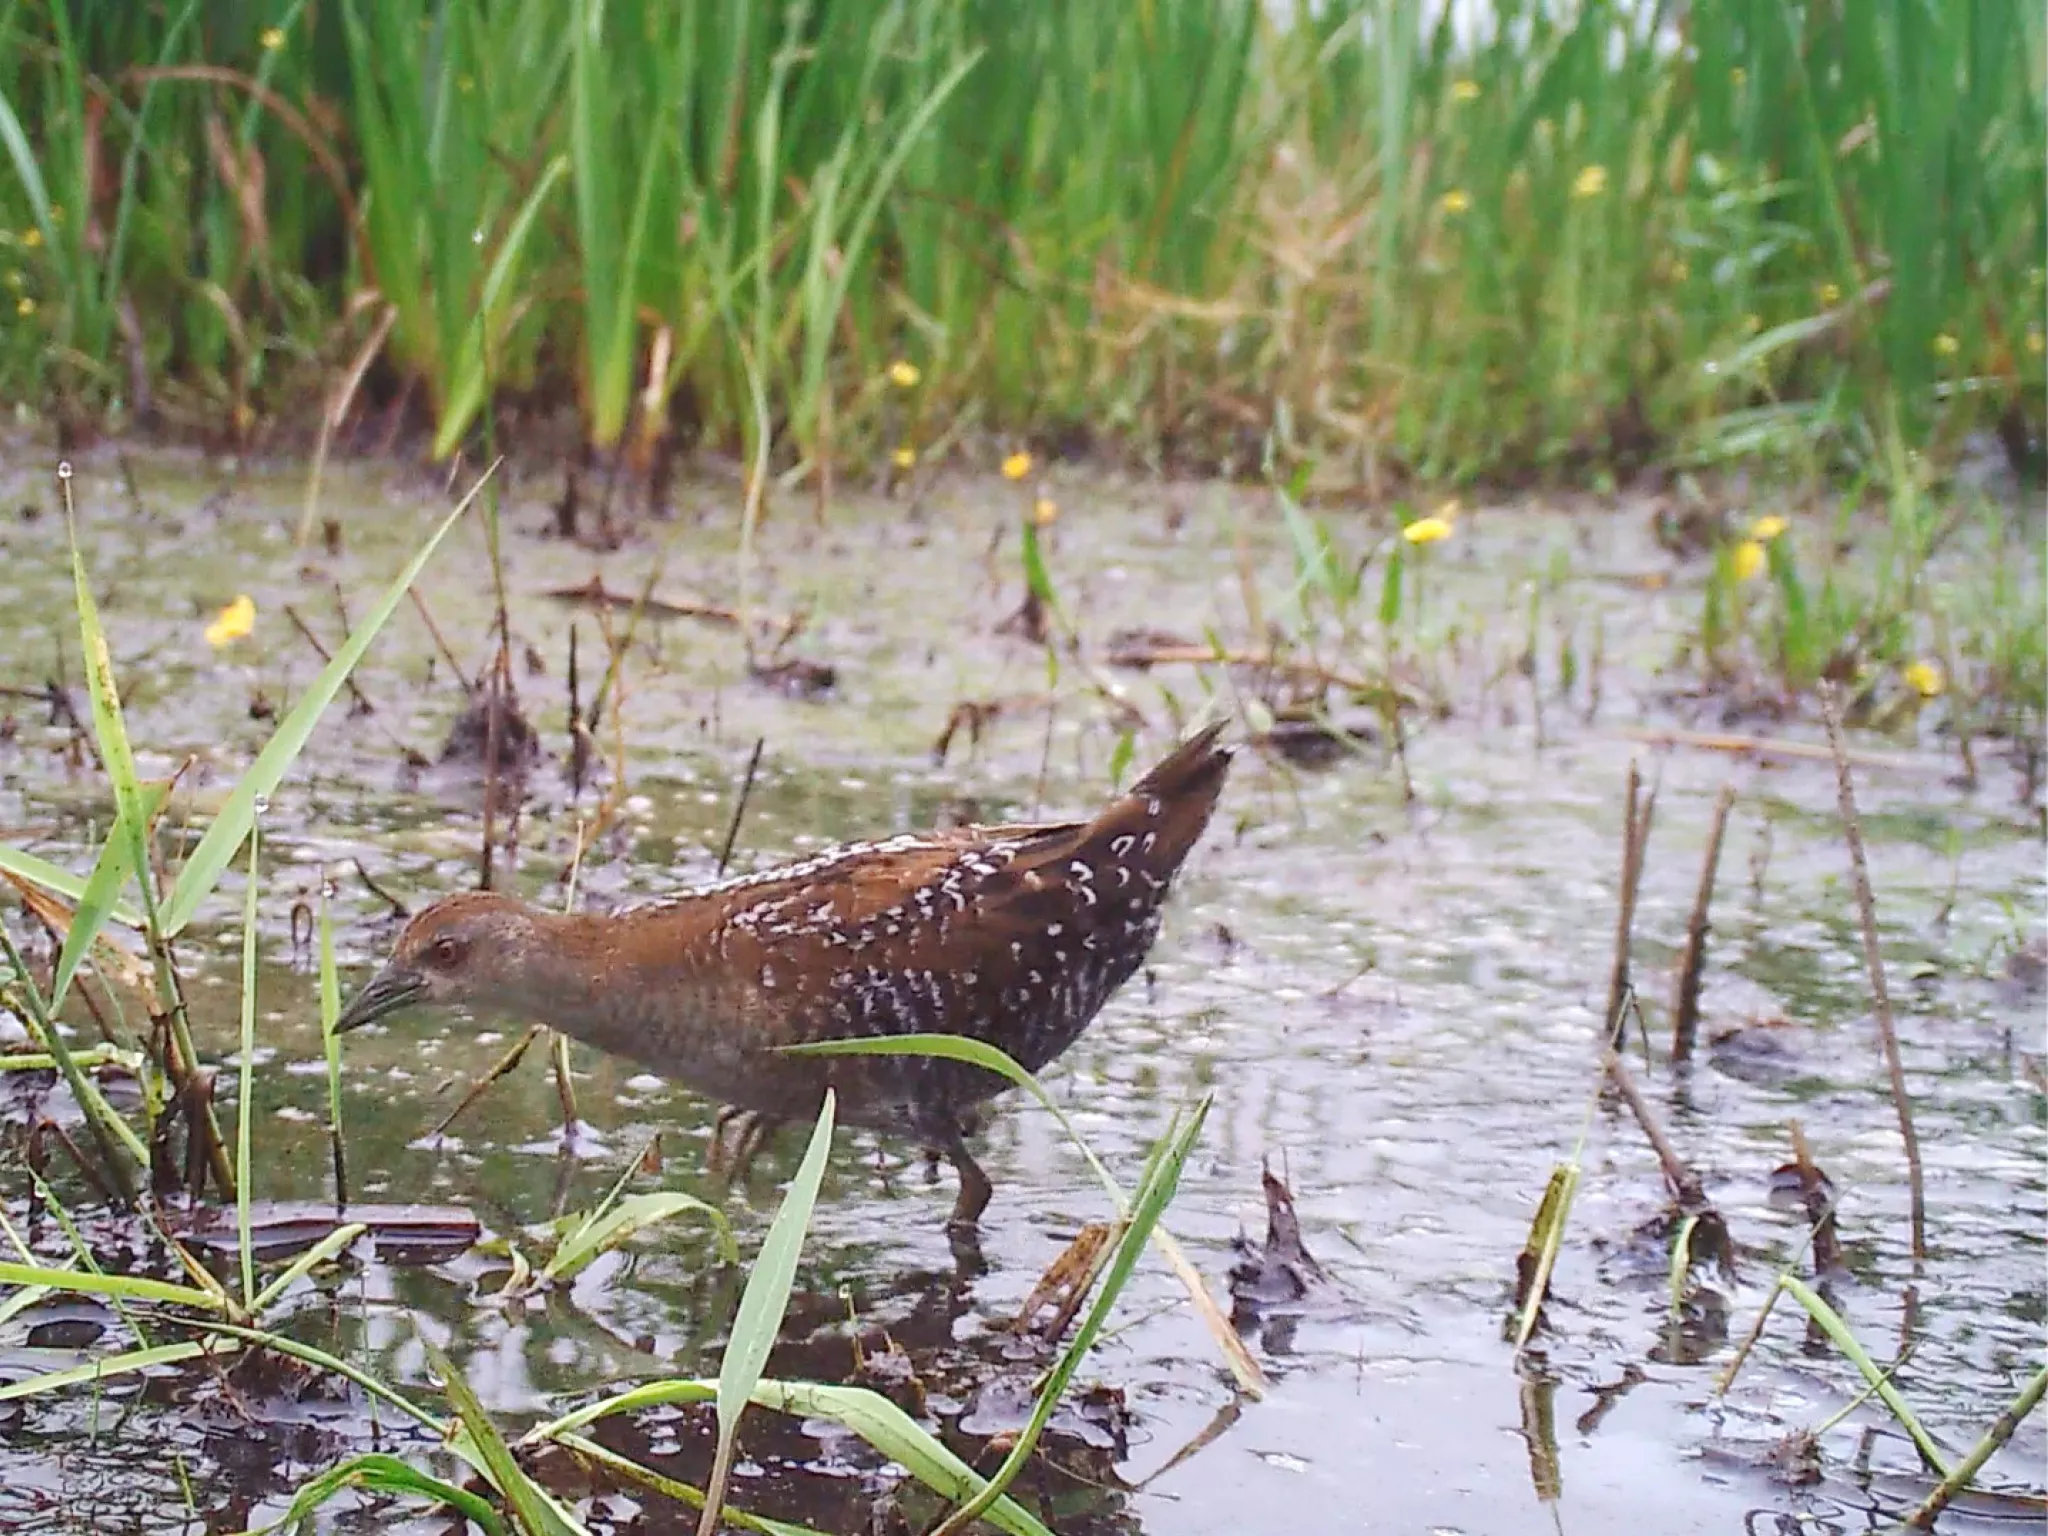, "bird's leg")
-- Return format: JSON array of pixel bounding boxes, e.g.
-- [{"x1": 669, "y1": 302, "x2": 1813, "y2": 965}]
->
[
  {"x1": 907, "y1": 1104, "x2": 991, "y2": 1230},
  {"x1": 707, "y1": 1105, "x2": 779, "y2": 1189},
  {"x1": 946, "y1": 1212, "x2": 988, "y2": 1279},
  {"x1": 940, "y1": 1130, "x2": 992, "y2": 1229},
  {"x1": 705, "y1": 1104, "x2": 747, "y2": 1180}
]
